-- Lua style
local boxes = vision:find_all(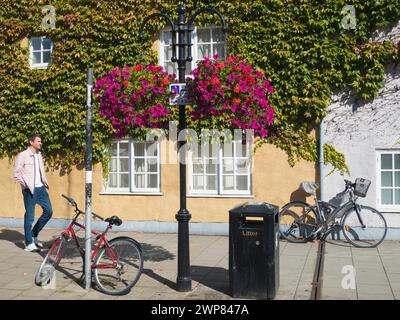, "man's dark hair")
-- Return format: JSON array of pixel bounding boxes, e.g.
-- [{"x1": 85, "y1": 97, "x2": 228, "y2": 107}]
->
[{"x1": 28, "y1": 133, "x2": 41, "y2": 142}]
